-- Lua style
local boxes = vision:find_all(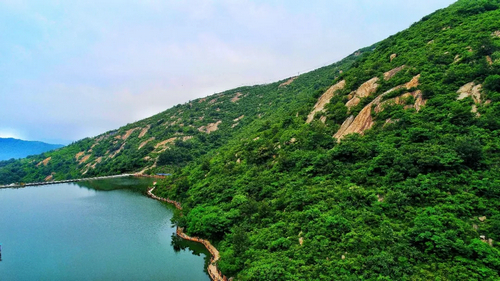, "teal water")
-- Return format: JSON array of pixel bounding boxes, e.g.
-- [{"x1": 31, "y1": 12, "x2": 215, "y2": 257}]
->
[{"x1": 0, "y1": 180, "x2": 210, "y2": 281}]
